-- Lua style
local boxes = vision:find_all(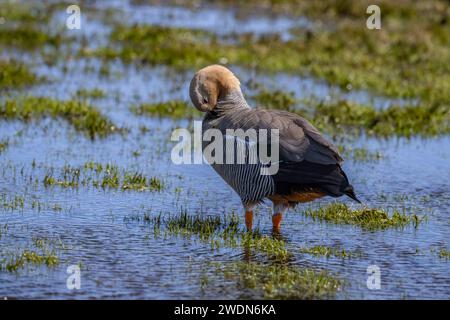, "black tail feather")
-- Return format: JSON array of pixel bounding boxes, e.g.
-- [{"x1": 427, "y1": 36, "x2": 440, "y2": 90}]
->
[
  {"x1": 344, "y1": 185, "x2": 362, "y2": 204},
  {"x1": 275, "y1": 161, "x2": 361, "y2": 203}
]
